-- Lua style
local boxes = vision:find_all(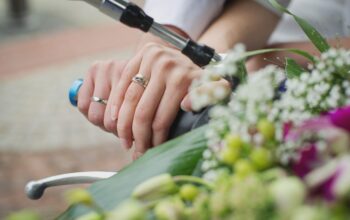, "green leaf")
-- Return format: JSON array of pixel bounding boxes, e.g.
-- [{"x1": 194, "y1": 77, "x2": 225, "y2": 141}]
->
[
  {"x1": 243, "y1": 48, "x2": 315, "y2": 63},
  {"x1": 237, "y1": 60, "x2": 248, "y2": 83},
  {"x1": 269, "y1": 0, "x2": 330, "y2": 53},
  {"x1": 57, "y1": 126, "x2": 208, "y2": 220},
  {"x1": 285, "y1": 58, "x2": 306, "y2": 78}
]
